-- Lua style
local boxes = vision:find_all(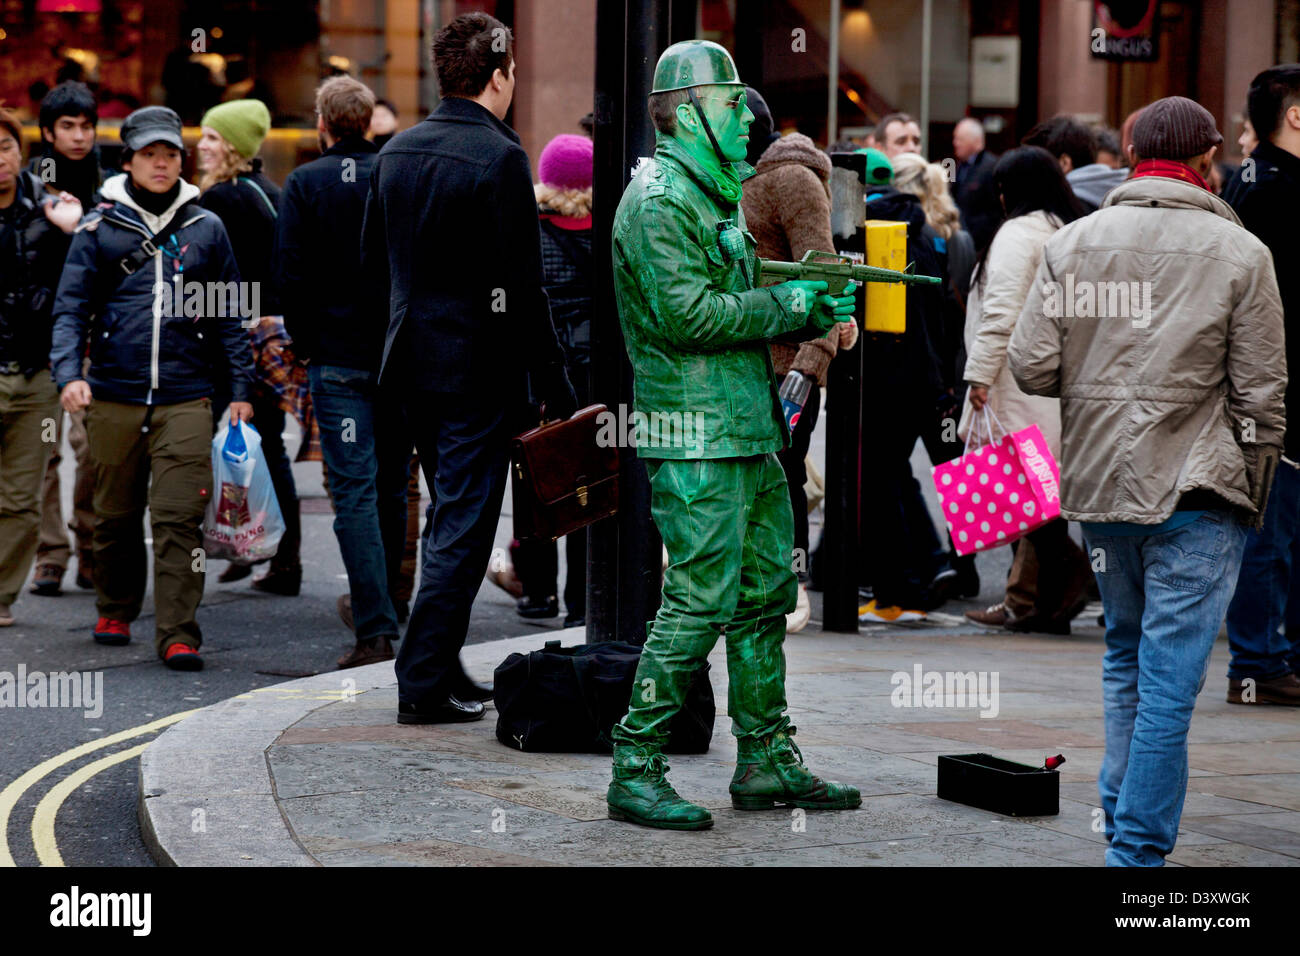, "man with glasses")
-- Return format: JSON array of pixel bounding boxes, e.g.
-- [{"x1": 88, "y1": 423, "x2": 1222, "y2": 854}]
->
[{"x1": 605, "y1": 40, "x2": 861, "y2": 830}]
